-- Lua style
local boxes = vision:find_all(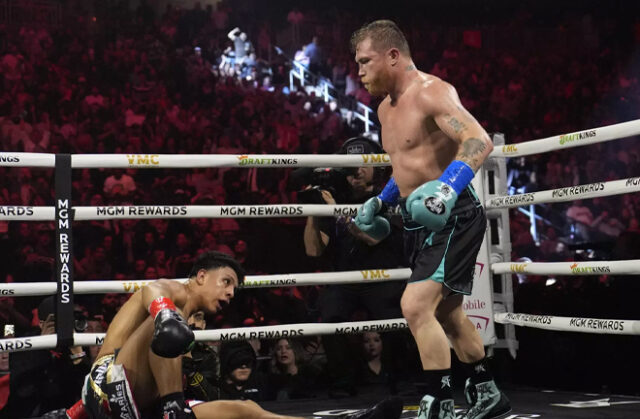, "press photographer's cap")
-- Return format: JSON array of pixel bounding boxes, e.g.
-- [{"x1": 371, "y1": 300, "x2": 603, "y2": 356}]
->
[{"x1": 339, "y1": 136, "x2": 384, "y2": 155}]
